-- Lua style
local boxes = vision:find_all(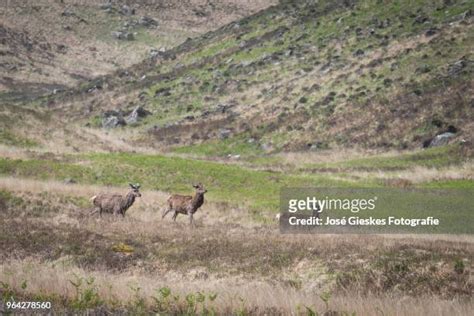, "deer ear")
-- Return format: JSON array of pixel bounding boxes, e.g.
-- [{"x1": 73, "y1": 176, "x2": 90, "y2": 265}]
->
[
  {"x1": 129, "y1": 183, "x2": 135, "y2": 189},
  {"x1": 135, "y1": 183, "x2": 141, "y2": 189},
  {"x1": 193, "y1": 184, "x2": 198, "y2": 188}
]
